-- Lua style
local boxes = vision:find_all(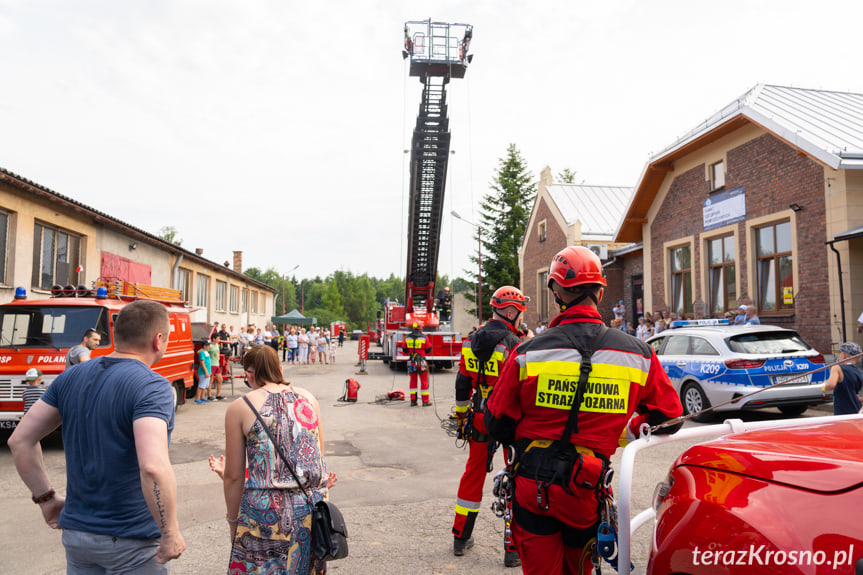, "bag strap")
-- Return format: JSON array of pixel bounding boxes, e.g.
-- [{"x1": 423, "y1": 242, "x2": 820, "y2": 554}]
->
[
  {"x1": 242, "y1": 395, "x2": 315, "y2": 508},
  {"x1": 556, "y1": 323, "x2": 609, "y2": 450}
]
